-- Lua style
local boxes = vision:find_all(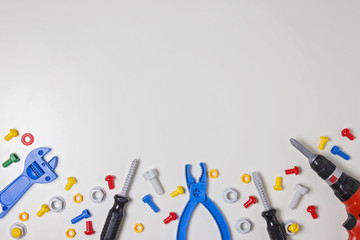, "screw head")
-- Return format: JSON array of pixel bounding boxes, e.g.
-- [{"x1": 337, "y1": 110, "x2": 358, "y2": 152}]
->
[
  {"x1": 142, "y1": 194, "x2": 151, "y2": 203},
  {"x1": 249, "y1": 196, "x2": 257, "y2": 203},
  {"x1": 320, "y1": 136, "x2": 328, "y2": 142},
  {"x1": 307, "y1": 205, "x2": 316, "y2": 212},
  {"x1": 169, "y1": 212, "x2": 177, "y2": 220},
  {"x1": 143, "y1": 169, "x2": 158, "y2": 180},
  {"x1": 331, "y1": 145, "x2": 340, "y2": 154}
]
